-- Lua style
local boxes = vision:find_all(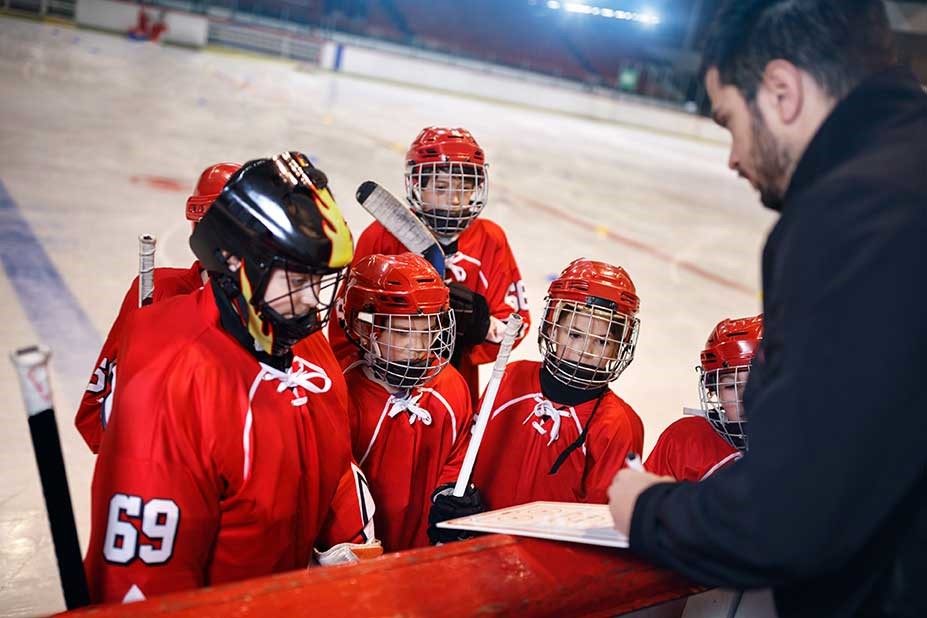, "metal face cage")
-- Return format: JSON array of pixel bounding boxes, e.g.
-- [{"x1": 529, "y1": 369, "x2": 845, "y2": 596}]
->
[
  {"x1": 539, "y1": 298, "x2": 639, "y2": 389},
  {"x1": 405, "y1": 162, "x2": 488, "y2": 237}
]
